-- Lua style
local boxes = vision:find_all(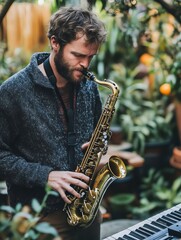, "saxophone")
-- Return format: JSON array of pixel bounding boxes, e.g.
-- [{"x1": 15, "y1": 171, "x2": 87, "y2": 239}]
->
[{"x1": 63, "y1": 71, "x2": 126, "y2": 227}]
